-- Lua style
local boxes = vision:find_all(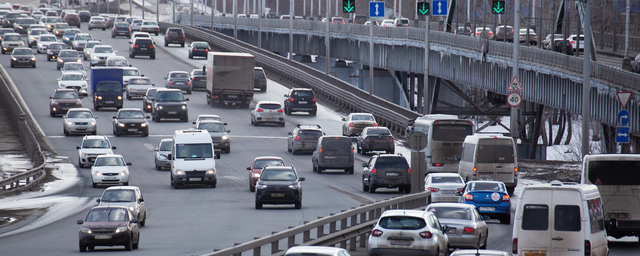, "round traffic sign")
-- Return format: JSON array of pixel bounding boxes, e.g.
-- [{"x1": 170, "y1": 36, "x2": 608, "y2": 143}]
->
[
  {"x1": 408, "y1": 132, "x2": 428, "y2": 151},
  {"x1": 507, "y1": 92, "x2": 522, "y2": 107}
]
